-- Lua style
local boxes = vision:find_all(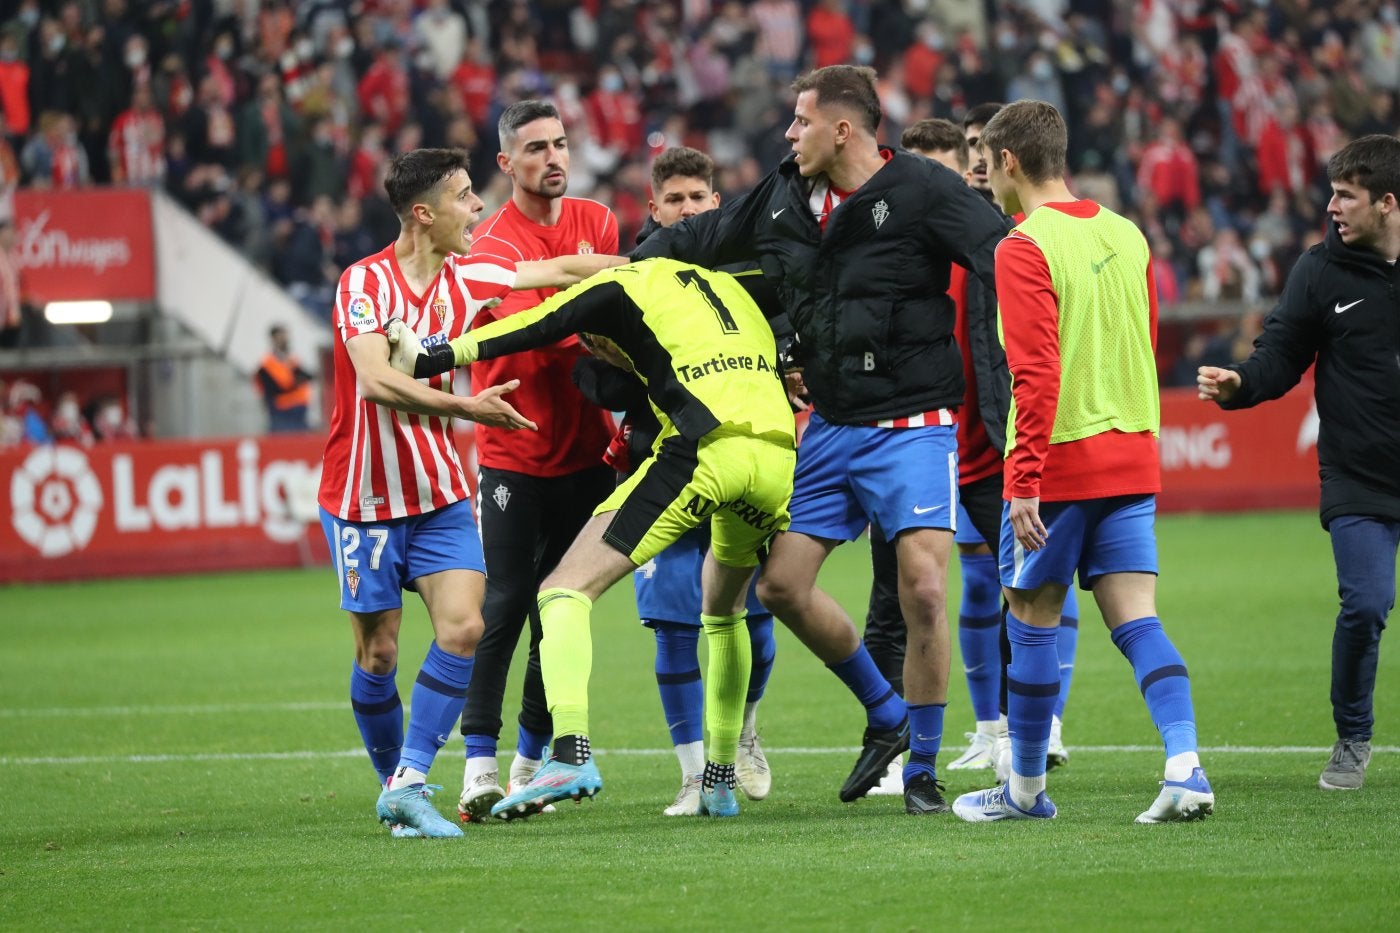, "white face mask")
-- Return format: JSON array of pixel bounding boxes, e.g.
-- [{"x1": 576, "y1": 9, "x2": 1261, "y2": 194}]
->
[{"x1": 126, "y1": 48, "x2": 146, "y2": 68}]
